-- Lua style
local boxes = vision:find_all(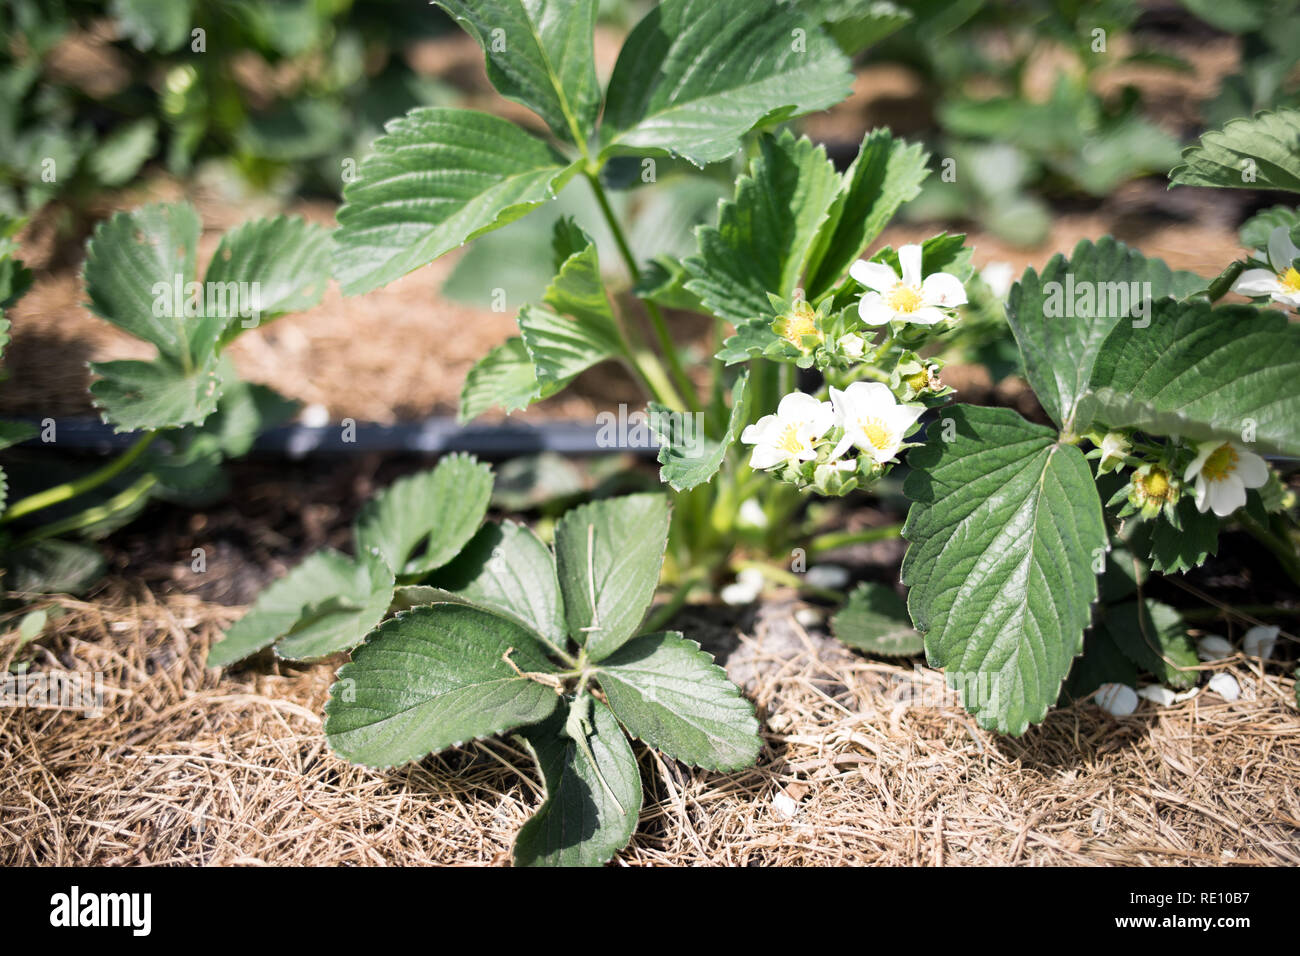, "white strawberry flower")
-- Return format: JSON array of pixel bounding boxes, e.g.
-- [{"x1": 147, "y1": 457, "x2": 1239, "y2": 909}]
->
[
  {"x1": 850, "y1": 244, "x2": 967, "y2": 326},
  {"x1": 1233, "y1": 225, "x2": 1300, "y2": 308},
  {"x1": 740, "y1": 390, "x2": 834, "y2": 470},
  {"x1": 1182, "y1": 439, "x2": 1269, "y2": 517},
  {"x1": 828, "y1": 381, "x2": 925, "y2": 464}
]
